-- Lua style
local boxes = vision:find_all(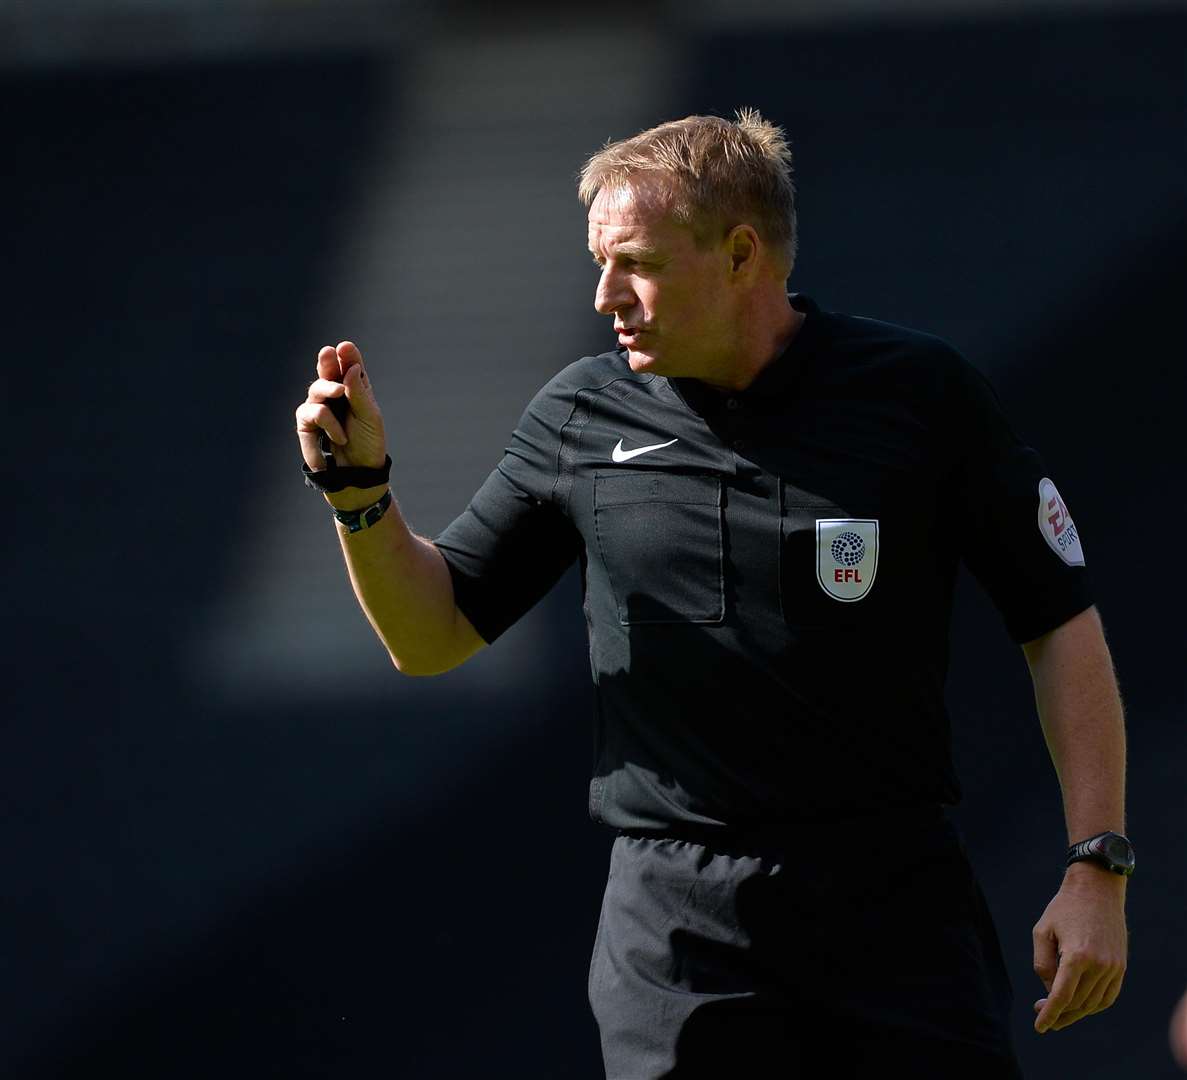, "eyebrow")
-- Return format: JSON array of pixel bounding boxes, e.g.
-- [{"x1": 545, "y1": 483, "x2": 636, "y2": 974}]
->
[{"x1": 588, "y1": 242, "x2": 661, "y2": 262}]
